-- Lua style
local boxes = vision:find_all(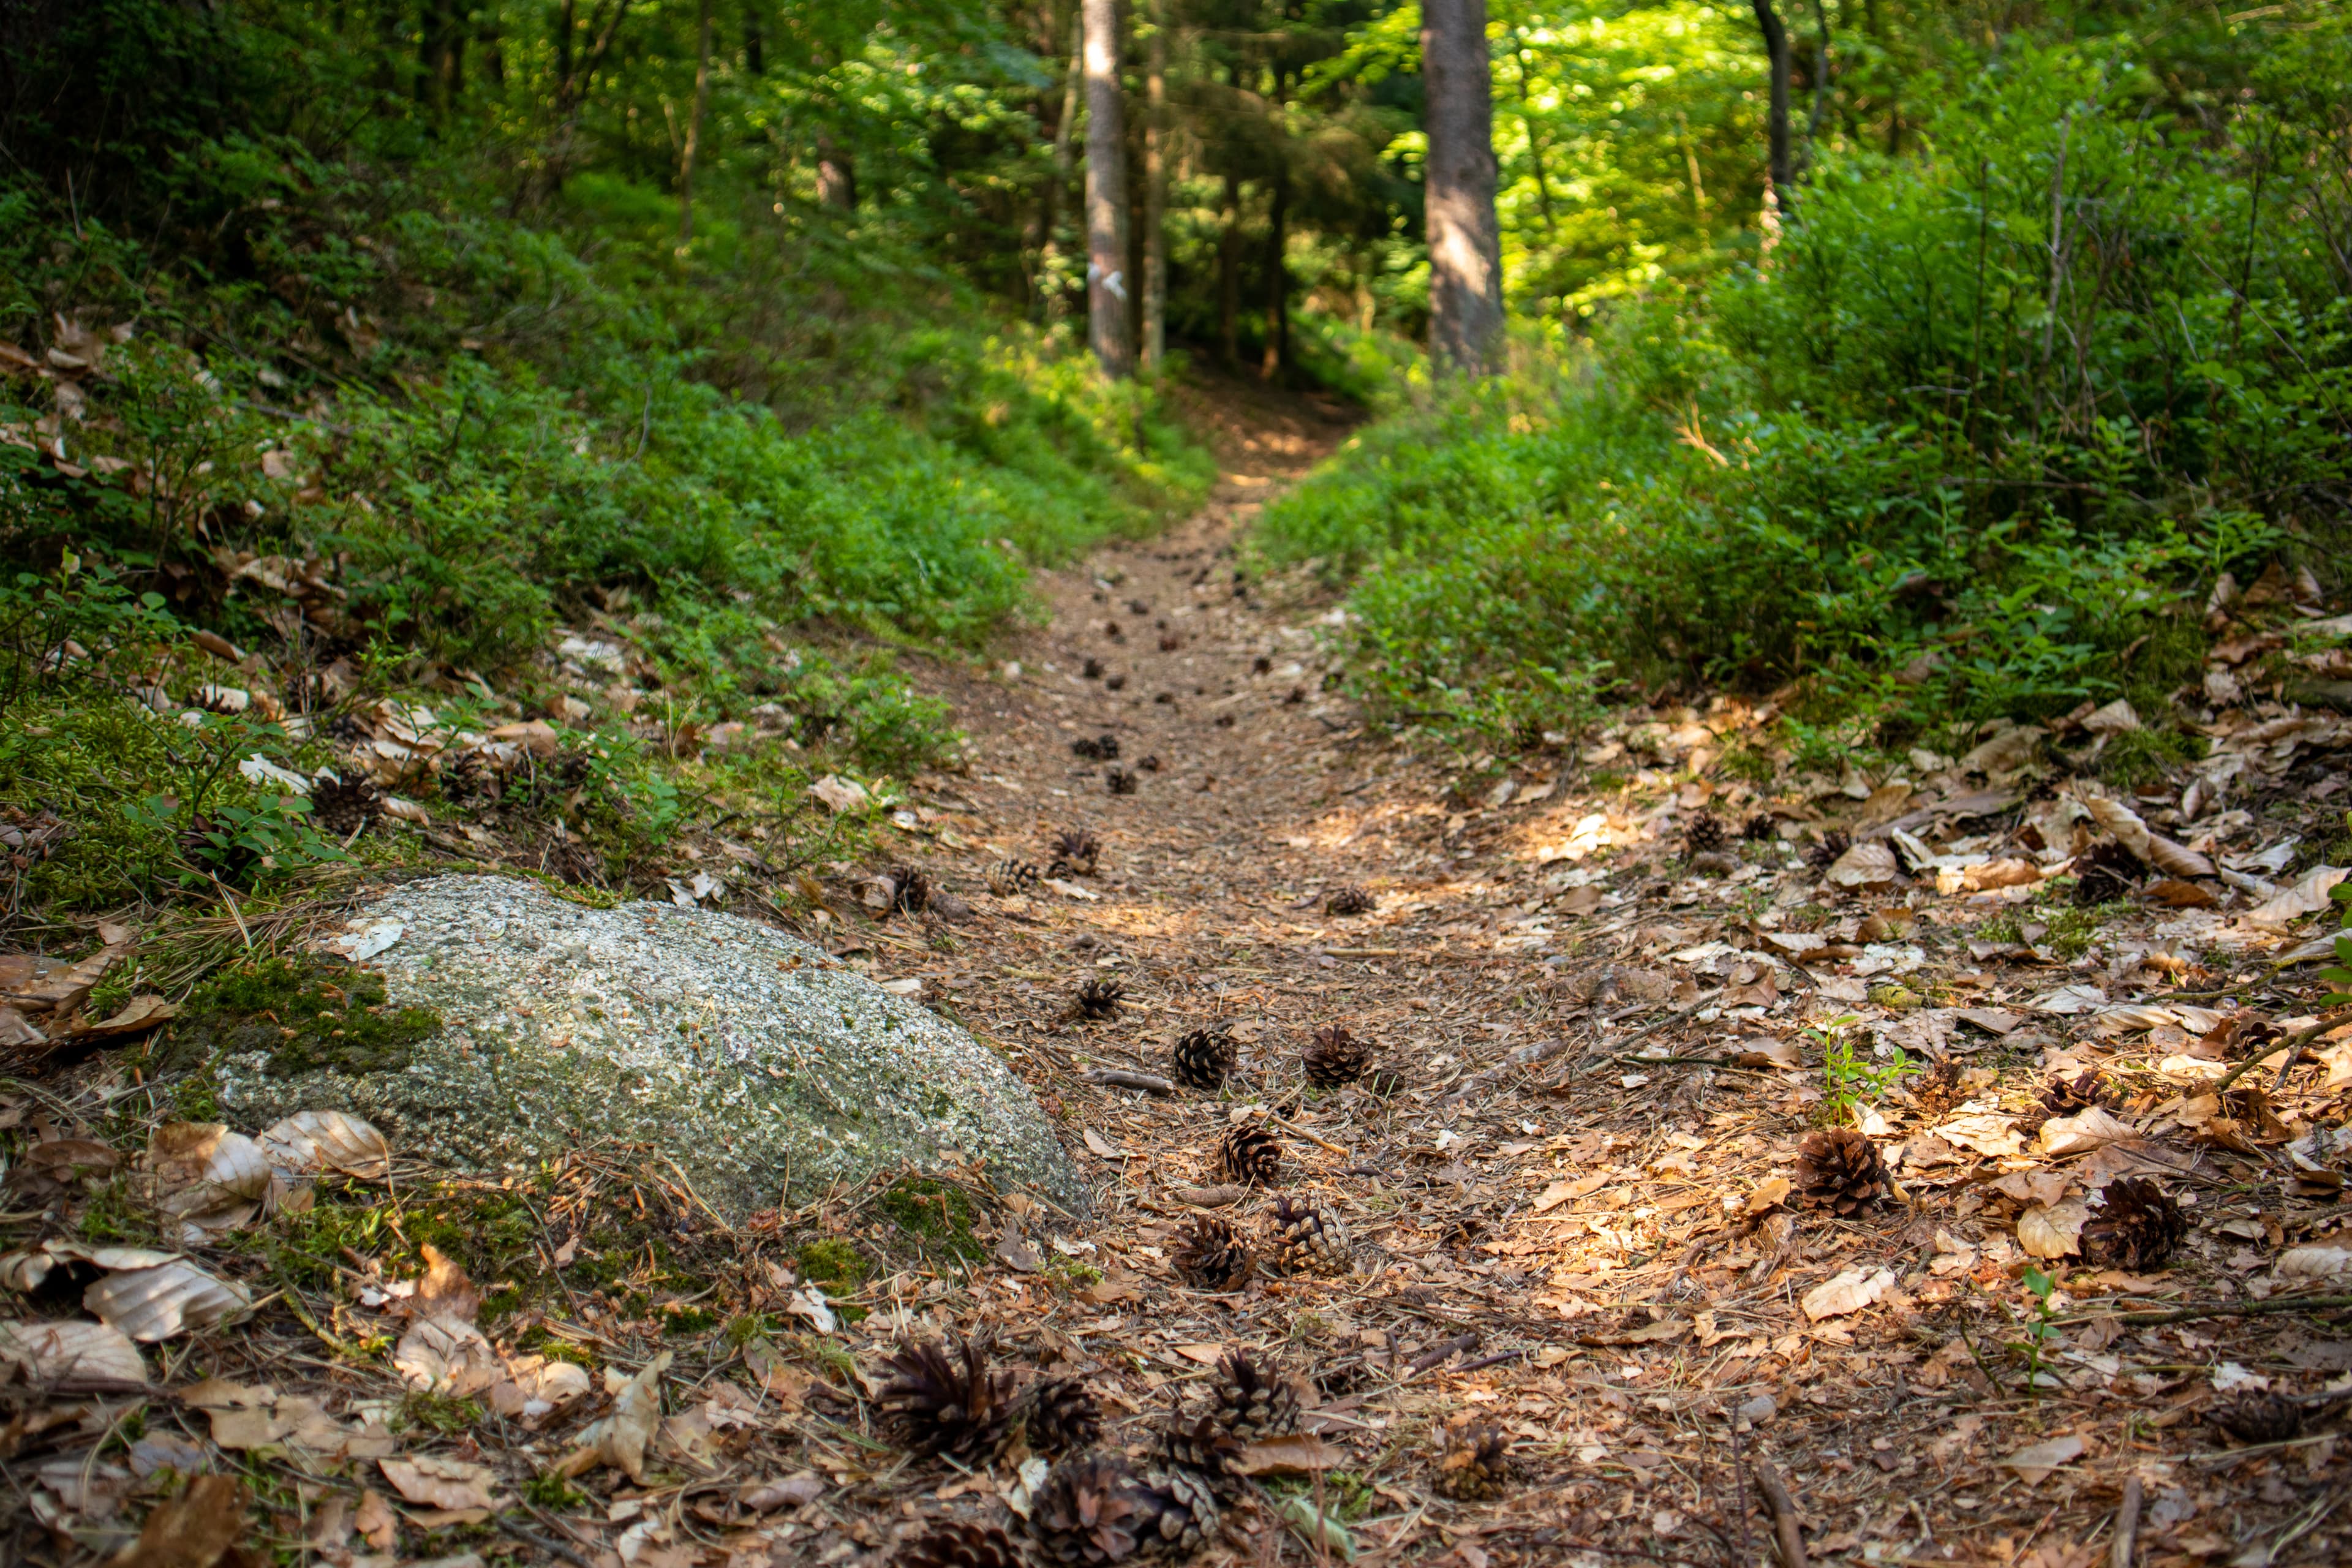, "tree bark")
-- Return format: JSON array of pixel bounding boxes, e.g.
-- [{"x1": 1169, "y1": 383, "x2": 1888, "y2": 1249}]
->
[
  {"x1": 1081, "y1": 0, "x2": 1133, "y2": 376},
  {"x1": 1752, "y1": 0, "x2": 1793, "y2": 207},
  {"x1": 1218, "y1": 170, "x2": 1242, "y2": 366},
  {"x1": 1142, "y1": 0, "x2": 1168, "y2": 371},
  {"x1": 677, "y1": 0, "x2": 714, "y2": 245},
  {"x1": 815, "y1": 135, "x2": 855, "y2": 209},
  {"x1": 1422, "y1": 0, "x2": 1504, "y2": 376}
]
